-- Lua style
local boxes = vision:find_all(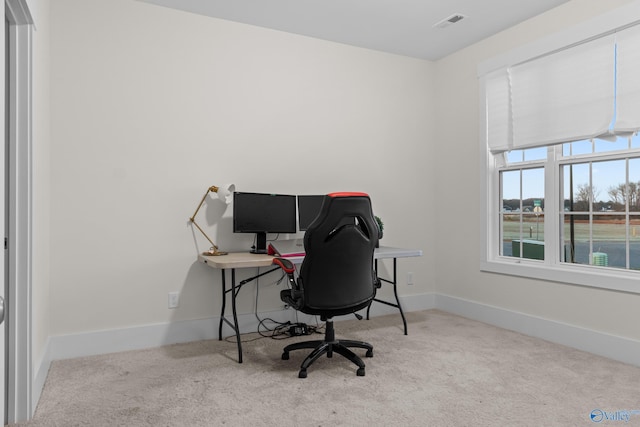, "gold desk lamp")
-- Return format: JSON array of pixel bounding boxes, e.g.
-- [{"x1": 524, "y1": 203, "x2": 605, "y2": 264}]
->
[{"x1": 190, "y1": 184, "x2": 235, "y2": 256}]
